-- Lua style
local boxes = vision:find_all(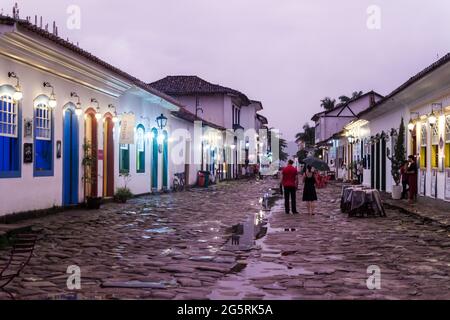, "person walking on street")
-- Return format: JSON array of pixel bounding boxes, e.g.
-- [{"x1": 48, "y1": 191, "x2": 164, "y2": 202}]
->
[
  {"x1": 357, "y1": 162, "x2": 364, "y2": 184},
  {"x1": 407, "y1": 155, "x2": 418, "y2": 204},
  {"x1": 303, "y1": 165, "x2": 318, "y2": 215},
  {"x1": 281, "y1": 160, "x2": 299, "y2": 214},
  {"x1": 400, "y1": 161, "x2": 409, "y2": 200}
]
